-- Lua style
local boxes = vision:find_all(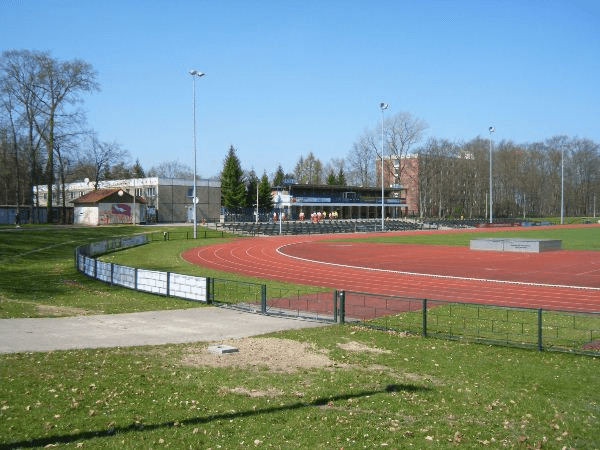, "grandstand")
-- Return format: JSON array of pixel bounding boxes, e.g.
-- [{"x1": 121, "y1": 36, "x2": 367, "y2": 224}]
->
[{"x1": 219, "y1": 218, "x2": 437, "y2": 236}]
